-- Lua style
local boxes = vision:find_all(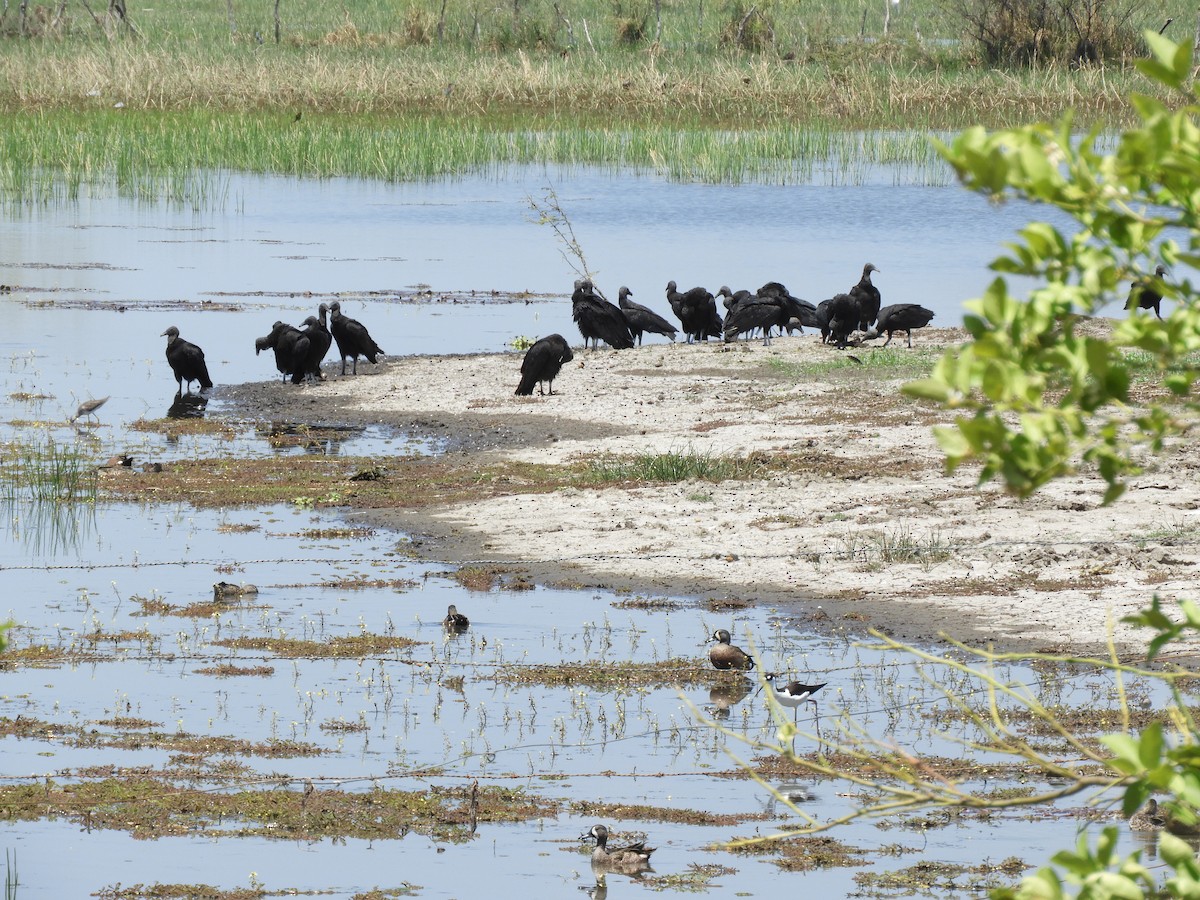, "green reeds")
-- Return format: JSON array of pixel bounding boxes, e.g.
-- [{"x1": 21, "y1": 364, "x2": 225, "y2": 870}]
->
[
  {"x1": 0, "y1": 437, "x2": 98, "y2": 504},
  {"x1": 0, "y1": 107, "x2": 955, "y2": 207}
]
